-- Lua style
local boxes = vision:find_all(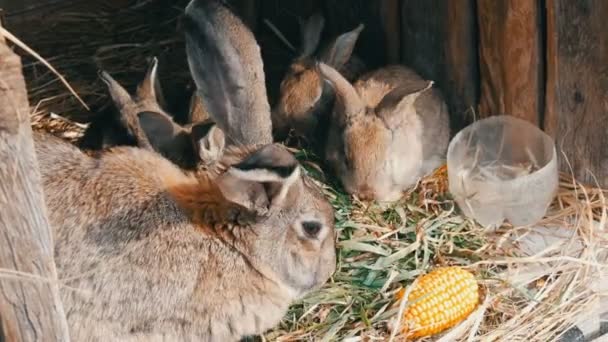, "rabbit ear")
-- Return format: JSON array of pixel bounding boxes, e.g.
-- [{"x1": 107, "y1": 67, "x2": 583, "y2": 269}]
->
[
  {"x1": 299, "y1": 13, "x2": 325, "y2": 58},
  {"x1": 321, "y1": 24, "x2": 364, "y2": 70},
  {"x1": 317, "y1": 63, "x2": 364, "y2": 121},
  {"x1": 137, "y1": 111, "x2": 178, "y2": 150},
  {"x1": 188, "y1": 92, "x2": 210, "y2": 124},
  {"x1": 184, "y1": 0, "x2": 272, "y2": 146},
  {"x1": 100, "y1": 70, "x2": 155, "y2": 150},
  {"x1": 217, "y1": 144, "x2": 300, "y2": 214},
  {"x1": 136, "y1": 57, "x2": 167, "y2": 109},
  {"x1": 99, "y1": 70, "x2": 133, "y2": 110},
  {"x1": 190, "y1": 121, "x2": 225, "y2": 165},
  {"x1": 376, "y1": 81, "x2": 434, "y2": 124}
]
